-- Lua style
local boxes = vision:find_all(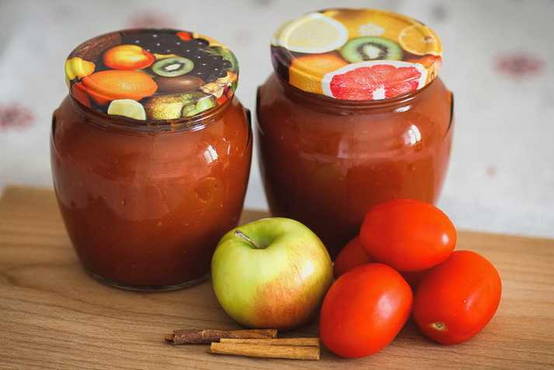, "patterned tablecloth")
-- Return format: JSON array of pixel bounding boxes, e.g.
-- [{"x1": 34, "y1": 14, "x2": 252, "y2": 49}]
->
[{"x1": 0, "y1": 0, "x2": 553, "y2": 238}]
